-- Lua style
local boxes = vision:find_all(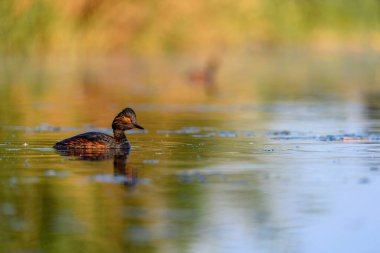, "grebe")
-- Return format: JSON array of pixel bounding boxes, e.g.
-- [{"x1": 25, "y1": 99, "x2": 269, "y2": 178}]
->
[{"x1": 53, "y1": 108, "x2": 143, "y2": 150}]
